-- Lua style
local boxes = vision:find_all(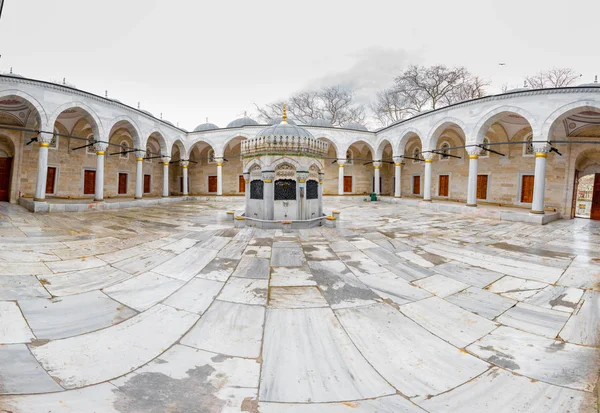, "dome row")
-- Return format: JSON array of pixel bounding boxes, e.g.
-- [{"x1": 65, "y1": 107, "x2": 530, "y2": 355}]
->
[{"x1": 193, "y1": 116, "x2": 369, "y2": 132}]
